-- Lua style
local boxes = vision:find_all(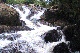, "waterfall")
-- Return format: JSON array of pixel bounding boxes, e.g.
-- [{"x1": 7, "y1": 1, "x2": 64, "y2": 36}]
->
[{"x1": 0, "y1": 4, "x2": 68, "y2": 53}]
